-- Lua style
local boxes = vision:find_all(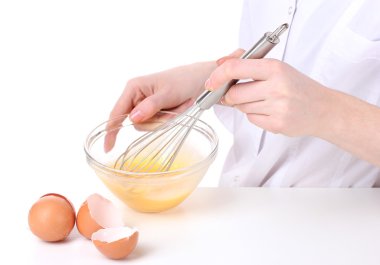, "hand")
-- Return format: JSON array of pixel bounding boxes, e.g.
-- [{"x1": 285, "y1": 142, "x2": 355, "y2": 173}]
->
[
  {"x1": 205, "y1": 55, "x2": 380, "y2": 166},
  {"x1": 205, "y1": 58, "x2": 330, "y2": 137},
  {"x1": 104, "y1": 61, "x2": 216, "y2": 152}
]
